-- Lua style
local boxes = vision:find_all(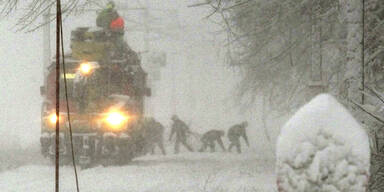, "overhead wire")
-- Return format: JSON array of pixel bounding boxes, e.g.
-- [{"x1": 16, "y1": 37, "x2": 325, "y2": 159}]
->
[
  {"x1": 60, "y1": 10, "x2": 81, "y2": 192},
  {"x1": 55, "y1": 0, "x2": 80, "y2": 191}
]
